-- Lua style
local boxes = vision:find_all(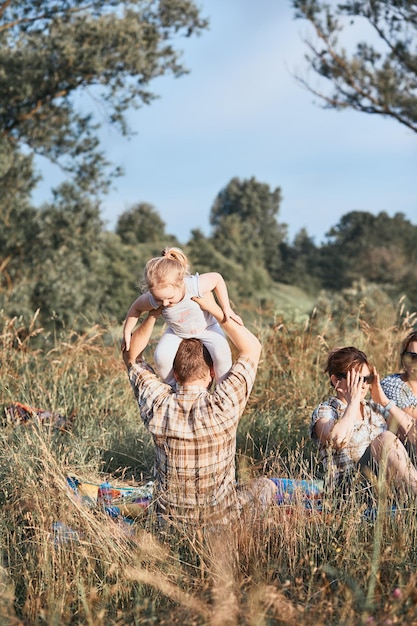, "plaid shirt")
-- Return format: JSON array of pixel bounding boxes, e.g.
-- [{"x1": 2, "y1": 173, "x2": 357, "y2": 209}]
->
[
  {"x1": 128, "y1": 356, "x2": 257, "y2": 522},
  {"x1": 311, "y1": 396, "x2": 387, "y2": 483}
]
